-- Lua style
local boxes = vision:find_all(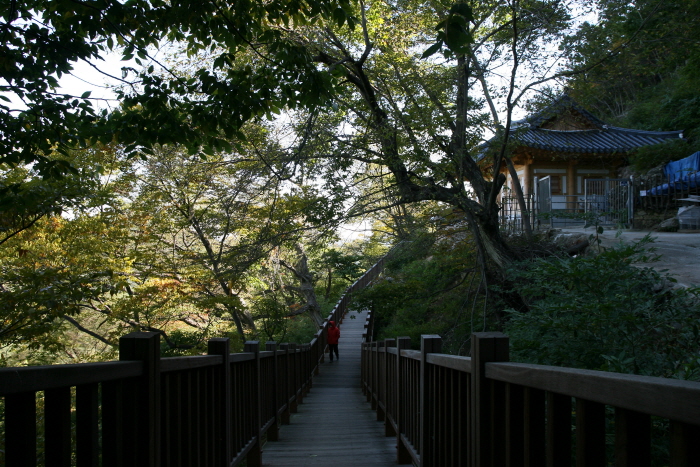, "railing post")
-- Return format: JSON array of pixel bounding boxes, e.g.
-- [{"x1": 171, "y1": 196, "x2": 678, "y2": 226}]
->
[
  {"x1": 396, "y1": 336, "x2": 412, "y2": 465},
  {"x1": 303, "y1": 343, "x2": 312, "y2": 393},
  {"x1": 5, "y1": 392, "x2": 36, "y2": 466},
  {"x1": 370, "y1": 341, "x2": 377, "y2": 406},
  {"x1": 279, "y1": 343, "x2": 293, "y2": 421},
  {"x1": 376, "y1": 340, "x2": 385, "y2": 417},
  {"x1": 119, "y1": 332, "x2": 161, "y2": 467},
  {"x1": 384, "y1": 338, "x2": 396, "y2": 436},
  {"x1": 266, "y1": 341, "x2": 280, "y2": 442},
  {"x1": 470, "y1": 332, "x2": 509, "y2": 467},
  {"x1": 244, "y1": 341, "x2": 262, "y2": 467},
  {"x1": 420, "y1": 335, "x2": 442, "y2": 467},
  {"x1": 208, "y1": 338, "x2": 232, "y2": 466},
  {"x1": 315, "y1": 330, "x2": 323, "y2": 374}
]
